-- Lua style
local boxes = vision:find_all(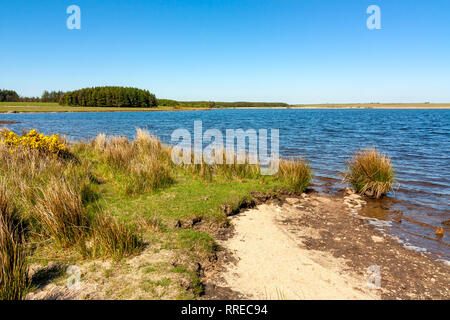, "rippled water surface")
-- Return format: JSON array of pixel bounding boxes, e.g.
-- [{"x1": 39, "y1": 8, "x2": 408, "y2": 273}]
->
[{"x1": 2, "y1": 109, "x2": 449, "y2": 260}]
